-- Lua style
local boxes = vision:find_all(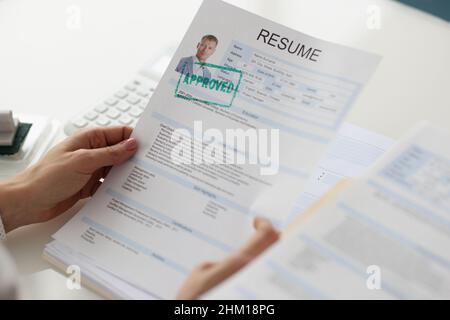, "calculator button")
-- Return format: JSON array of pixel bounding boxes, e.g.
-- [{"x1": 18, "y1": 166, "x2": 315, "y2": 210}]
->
[
  {"x1": 138, "y1": 101, "x2": 148, "y2": 110},
  {"x1": 116, "y1": 101, "x2": 131, "y2": 112},
  {"x1": 119, "y1": 115, "x2": 133, "y2": 125},
  {"x1": 125, "y1": 84, "x2": 137, "y2": 91},
  {"x1": 84, "y1": 111, "x2": 98, "y2": 121},
  {"x1": 129, "y1": 107, "x2": 143, "y2": 118},
  {"x1": 96, "y1": 116, "x2": 111, "y2": 126},
  {"x1": 114, "y1": 90, "x2": 129, "y2": 99},
  {"x1": 126, "y1": 96, "x2": 141, "y2": 105},
  {"x1": 94, "y1": 104, "x2": 108, "y2": 113},
  {"x1": 105, "y1": 97, "x2": 119, "y2": 106},
  {"x1": 136, "y1": 90, "x2": 149, "y2": 98},
  {"x1": 106, "y1": 109, "x2": 121, "y2": 119},
  {"x1": 72, "y1": 118, "x2": 88, "y2": 128}
]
